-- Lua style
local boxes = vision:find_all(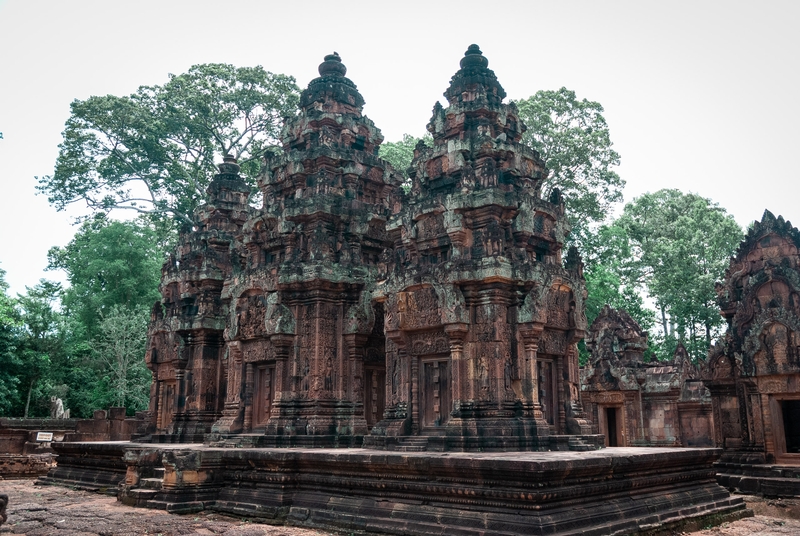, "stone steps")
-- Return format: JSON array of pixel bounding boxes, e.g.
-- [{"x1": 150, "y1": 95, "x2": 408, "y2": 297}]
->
[
  {"x1": 396, "y1": 437, "x2": 429, "y2": 452},
  {"x1": 138, "y1": 477, "x2": 163, "y2": 490},
  {"x1": 568, "y1": 437, "x2": 595, "y2": 451}
]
